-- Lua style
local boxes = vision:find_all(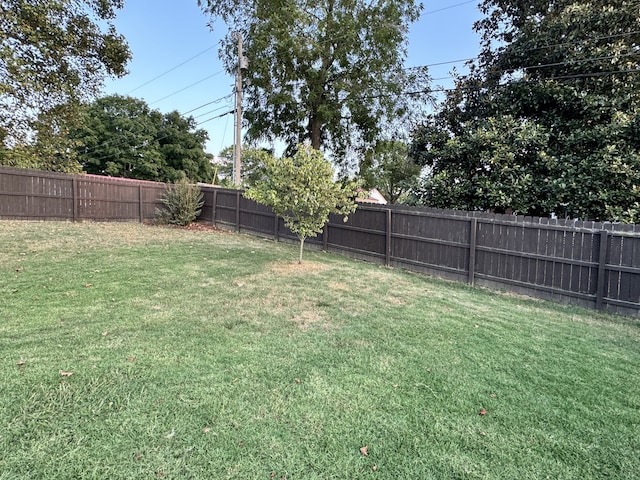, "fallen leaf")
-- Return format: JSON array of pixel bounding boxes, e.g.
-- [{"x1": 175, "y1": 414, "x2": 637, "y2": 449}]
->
[
  {"x1": 372, "y1": 465, "x2": 378, "y2": 471},
  {"x1": 360, "y1": 446, "x2": 368, "y2": 456},
  {"x1": 270, "y1": 473, "x2": 276, "y2": 479},
  {"x1": 102, "y1": 331, "x2": 108, "y2": 336},
  {"x1": 15, "y1": 267, "x2": 23, "y2": 273},
  {"x1": 294, "y1": 378, "x2": 301, "y2": 384},
  {"x1": 127, "y1": 356, "x2": 136, "y2": 362},
  {"x1": 490, "y1": 393, "x2": 496, "y2": 398},
  {"x1": 479, "y1": 431, "x2": 486, "y2": 436},
  {"x1": 202, "y1": 427, "x2": 211, "y2": 433},
  {"x1": 59, "y1": 370, "x2": 73, "y2": 377},
  {"x1": 134, "y1": 453, "x2": 143, "y2": 461},
  {"x1": 85, "y1": 283, "x2": 92, "y2": 288},
  {"x1": 479, "y1": 409, "x2": 487, "y2": 416},
  {"x1": 17, "y1": 360, "x2": 26, "y2": 366}
]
